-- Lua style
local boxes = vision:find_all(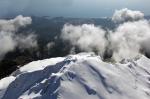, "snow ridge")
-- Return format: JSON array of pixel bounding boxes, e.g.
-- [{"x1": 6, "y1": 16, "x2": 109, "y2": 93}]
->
[{"x1": 0, "y1": 53, "x2": 150, "y2": 99}]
